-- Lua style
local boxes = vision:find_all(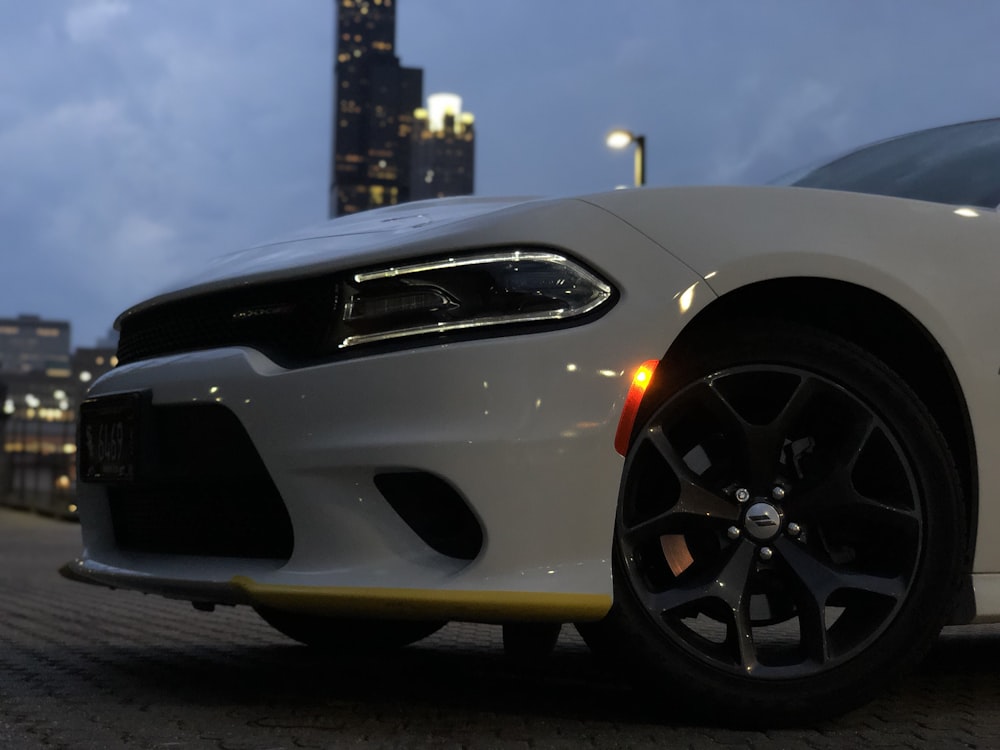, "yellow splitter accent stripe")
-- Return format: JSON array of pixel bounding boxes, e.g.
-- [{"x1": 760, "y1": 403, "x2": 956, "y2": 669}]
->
[{"x1": 231, "y1": 576, "x2": 612, "y2": 623}]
